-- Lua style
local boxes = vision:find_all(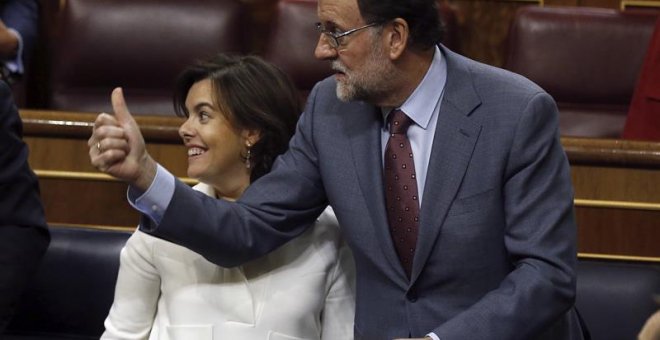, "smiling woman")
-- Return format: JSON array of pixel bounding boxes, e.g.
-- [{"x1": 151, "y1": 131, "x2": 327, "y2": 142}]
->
[
  {"x1": 177, "y1": 78, "x2": 256, "y2": 200},
  {"x1": 174, "y1": 55, "x2": 301, "y2": 198},
  {"x1": 100, "y1": 54, "x2": 356, "y2": 340}
]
